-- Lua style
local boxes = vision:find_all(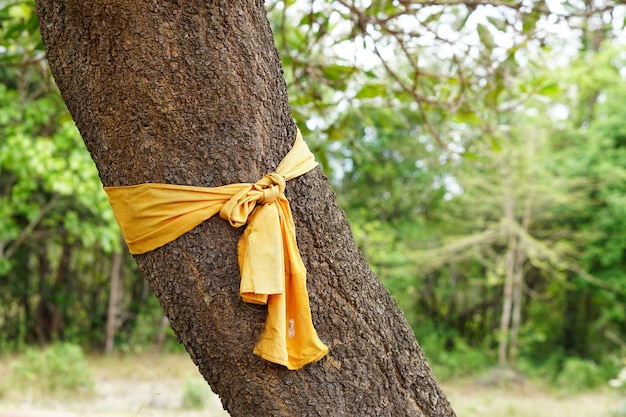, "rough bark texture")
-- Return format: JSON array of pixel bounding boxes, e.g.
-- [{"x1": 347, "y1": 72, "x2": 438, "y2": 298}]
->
[{"x1": 35, "y1": 1, "x2": 456, "y2": 416}]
